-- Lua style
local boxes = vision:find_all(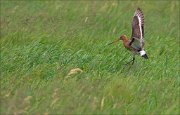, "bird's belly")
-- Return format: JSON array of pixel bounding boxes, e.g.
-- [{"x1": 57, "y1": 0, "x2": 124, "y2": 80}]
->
[{"x1": 124, "y1": 44, "x2": 138, "y2": 54}]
